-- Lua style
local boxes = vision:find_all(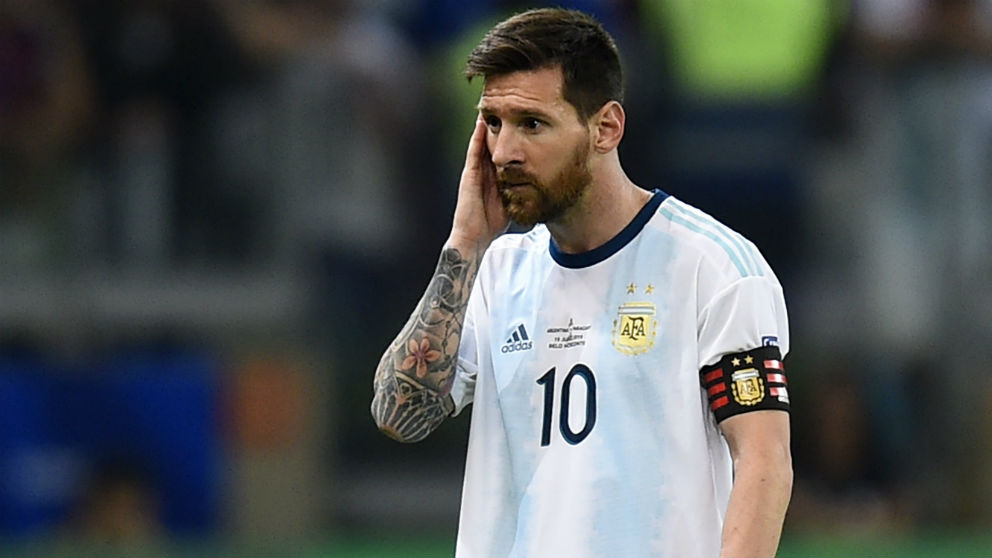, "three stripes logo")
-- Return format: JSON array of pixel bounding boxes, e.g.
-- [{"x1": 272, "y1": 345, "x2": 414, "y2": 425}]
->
[{"x1": 501, "y1": 324, "x2": 533, "y2": 353}]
